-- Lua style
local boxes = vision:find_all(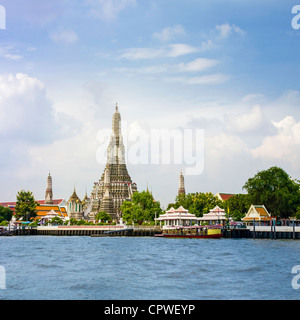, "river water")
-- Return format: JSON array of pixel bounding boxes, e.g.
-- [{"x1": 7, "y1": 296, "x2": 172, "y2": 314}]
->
[{"x1": 0, "y1": 236, "x2": 299, "y2": 300}]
